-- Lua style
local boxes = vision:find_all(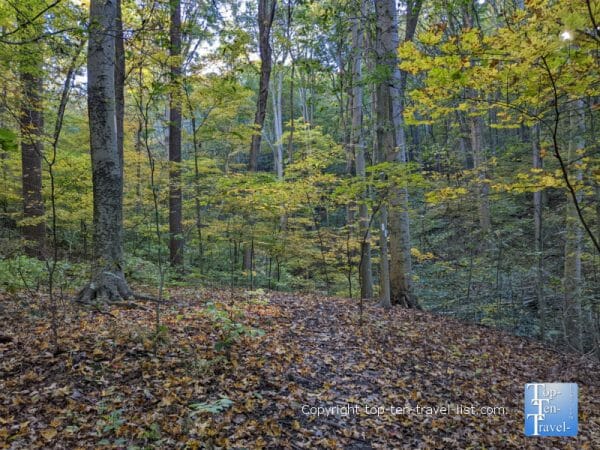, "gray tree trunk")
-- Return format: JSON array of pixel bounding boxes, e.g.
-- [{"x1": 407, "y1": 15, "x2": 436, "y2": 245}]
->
[
  {"x1": 249, "y1": 0, "x2": 277, "y2": 171},
  {"x1": 351, "y1": 1, "x2": 372, "y2": 299},
  {"x1": 469, "y1": 114, "x2": 492, "y2": 234},
  {"x1": 245, "y1": 0, "x2": 277, "y2": 272},
  {"x1": 563, "y1": 100, "x2": 584, "y2": 351},
  {"x1": 78, "y1": 0, "x2": 131, "y2": 302},
  {"x1": 379, "y1": 205, "x2": 391, "y2": 308},
  {"x1": 271, "y1": 68, "x2": 284, "y2": 180},
  {"x1": 531, "y1": 124, "x2": 545, "y2": 341},
  {"x1": 373, "y1": 25, "x2": 391, "y2": 308},
  {"x1": 169, "y1": 0, "x2": 184, "y2": 267},
  {"x1": 461, "y1": 5, "x2": 491, "y2": 236},
  {"x1": 115, "y1": 0, "x2": 124, "y2": 176},
  {"x1": 375, "y1": 0, "x2": 418, "y2": 308},
  {"x1": 20, "y1": 61, "x2": 46, "y2": 258}
]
